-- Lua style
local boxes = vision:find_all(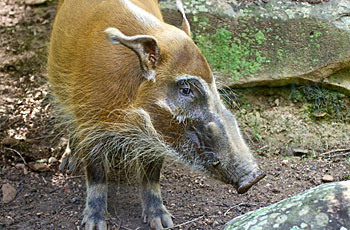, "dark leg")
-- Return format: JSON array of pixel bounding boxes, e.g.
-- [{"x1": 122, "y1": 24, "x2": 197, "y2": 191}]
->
[
  {"x1": 139, "y1": 158, "x2": 173, "y2": 230},
  {"x1": 82, "y1": 161, "x2": 108, "y2": 230}
]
